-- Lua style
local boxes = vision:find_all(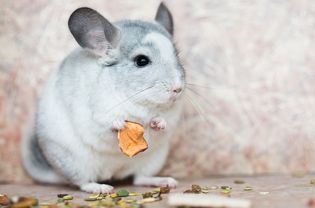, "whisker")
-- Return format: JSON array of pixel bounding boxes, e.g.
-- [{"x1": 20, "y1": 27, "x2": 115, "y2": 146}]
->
[
  {"x1": 183, "y1": 93, "x2": 213, "y2": 129},
  {"x1": 185, "y1": 82, "x2": 233, "y2": 91},
  {"x1": 185, "y1": 87, "x2": 216, "y2": 108},
  {"x1": 103, "y1": 86, "x2": 154, "y2": 115}
]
